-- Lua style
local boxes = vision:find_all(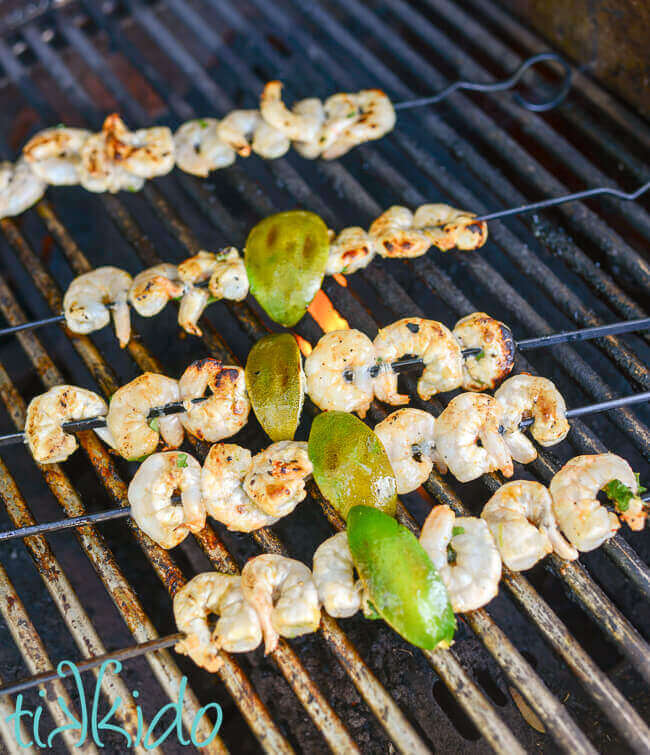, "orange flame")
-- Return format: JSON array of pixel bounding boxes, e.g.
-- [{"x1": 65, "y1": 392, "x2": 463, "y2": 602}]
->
[
  {"x1": 294, "y1": 333, "x2": 312, "y2": 356},
  {"x1": 308, "y1": 290, "x2": 349, "y2": 332}
]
